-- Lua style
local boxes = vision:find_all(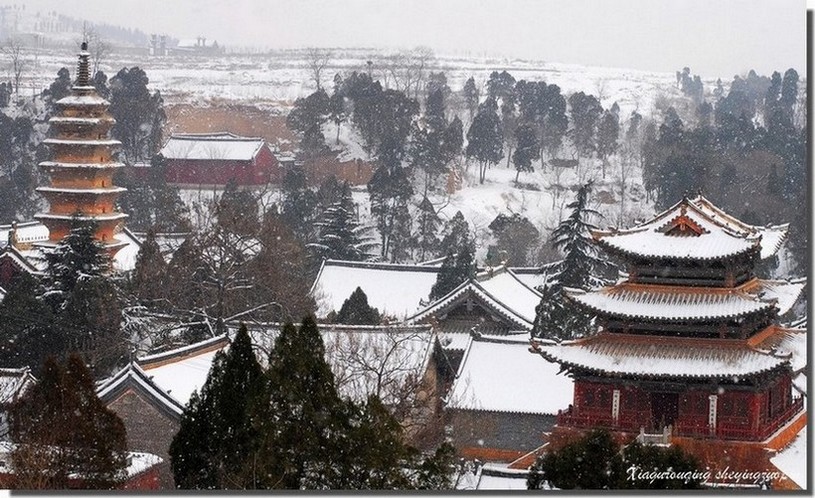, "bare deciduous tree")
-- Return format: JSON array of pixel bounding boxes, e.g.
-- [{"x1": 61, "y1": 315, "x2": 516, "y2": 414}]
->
[
  {"x1": 80, "y1": 24, "x2": 111, "y2": 77},
  {"x1": 2, "y1": 38, "x2": 27, "y2": 95},
  {"x1": 306, "y1": 47, "x2": 332, "y2": 91}
]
